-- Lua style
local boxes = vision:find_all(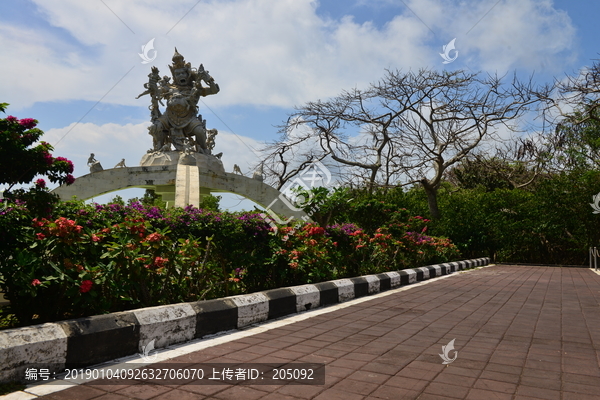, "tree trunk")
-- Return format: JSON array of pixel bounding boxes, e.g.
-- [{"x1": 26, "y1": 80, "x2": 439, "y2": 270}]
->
[{"x1": 421, "y1": 180, "x2": 441, "y2": 219}]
